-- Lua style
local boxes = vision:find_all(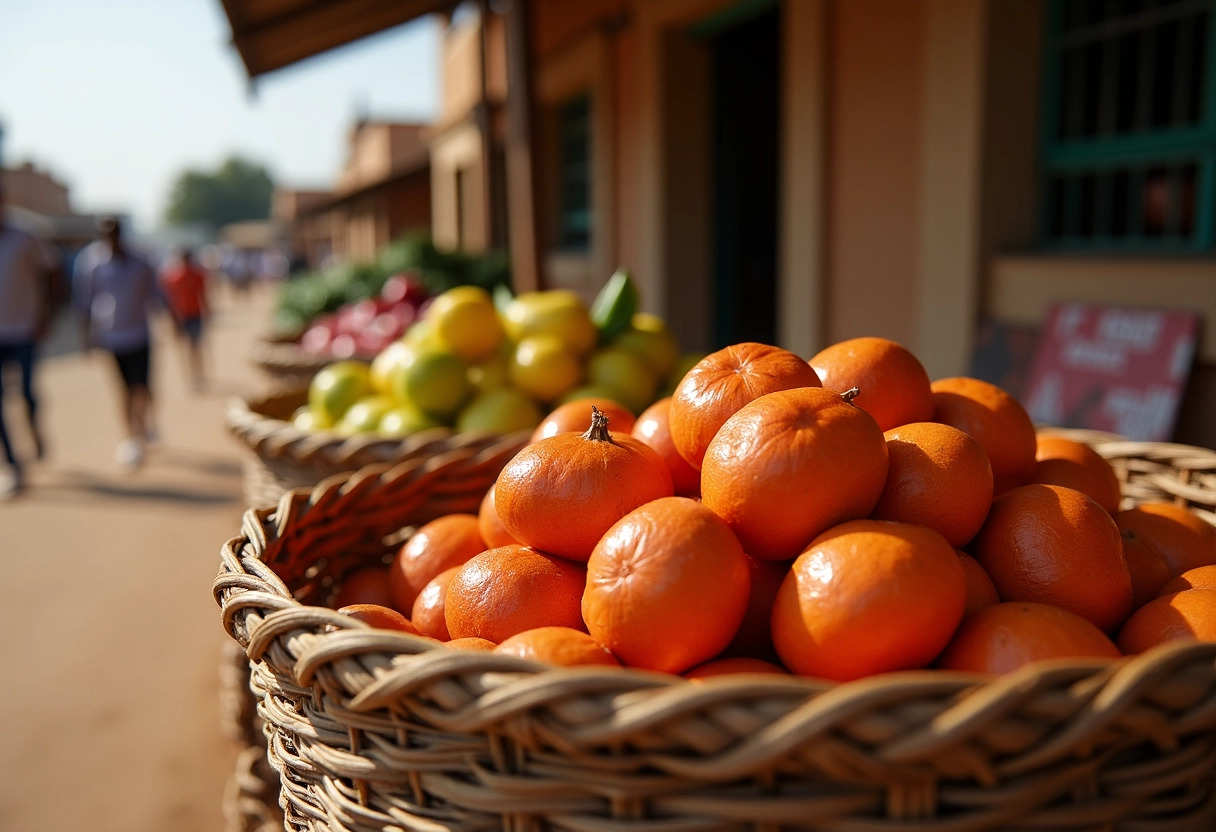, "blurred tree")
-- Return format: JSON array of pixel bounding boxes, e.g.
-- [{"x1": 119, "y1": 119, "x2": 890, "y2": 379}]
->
[{"x1": 164, "y1": 157, "x2": 274, "y2": 228}]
